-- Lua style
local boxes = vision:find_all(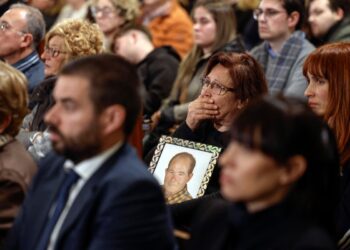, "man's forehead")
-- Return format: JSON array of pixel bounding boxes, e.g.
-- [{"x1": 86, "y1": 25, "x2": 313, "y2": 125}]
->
[
  {"x1": 54, "y1": 75, "x2": 90, "y2": 98},
  {"x1": 2, "y1": 8, "x2": 27, "y2": 21}
]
